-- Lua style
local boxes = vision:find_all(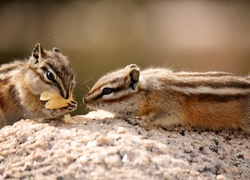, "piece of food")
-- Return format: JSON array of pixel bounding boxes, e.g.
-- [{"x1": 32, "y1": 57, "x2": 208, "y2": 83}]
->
[
  {"x1": 63, "y1": 114, "x2": 77, "y2": 124},
  {"x1": 40, "y1": 91, "x2": 73, "y2": 109}
]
